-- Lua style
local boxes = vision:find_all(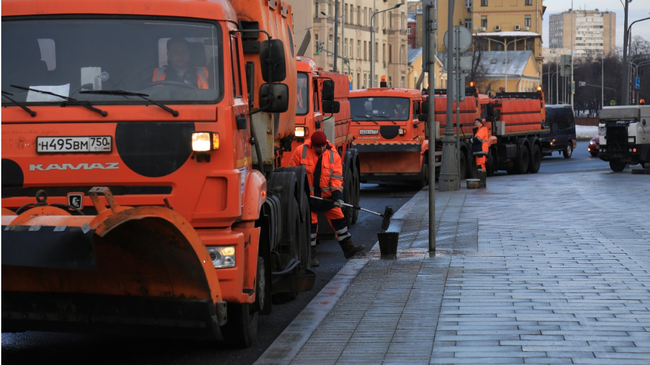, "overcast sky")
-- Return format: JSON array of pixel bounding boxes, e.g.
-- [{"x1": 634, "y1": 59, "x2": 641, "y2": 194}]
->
[{"x1": 542, "y1": 0, "x2": 650, "y2": 49}]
